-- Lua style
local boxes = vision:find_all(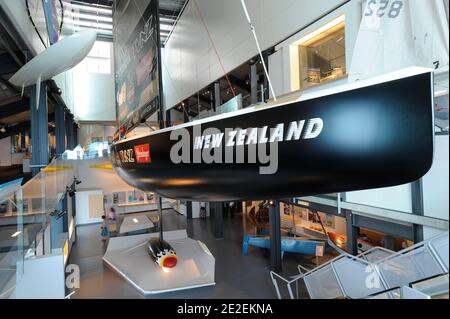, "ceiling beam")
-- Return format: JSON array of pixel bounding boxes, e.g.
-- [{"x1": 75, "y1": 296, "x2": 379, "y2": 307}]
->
[
  {"x1": 0, "y1": 121, "x2": 29, "y2": 139},
  {"x1": 0, "y1": 112, "x2": 55, "y2": 139},
  {"x1": 0, "y1": 52, "x2": 20, "y2": 76},
  {"x1": 0, "y1": 98, "x2": 29, "y2": 118},
  {"x1": 0, "y1": 76, "x2": 19, "y2": 95}
]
